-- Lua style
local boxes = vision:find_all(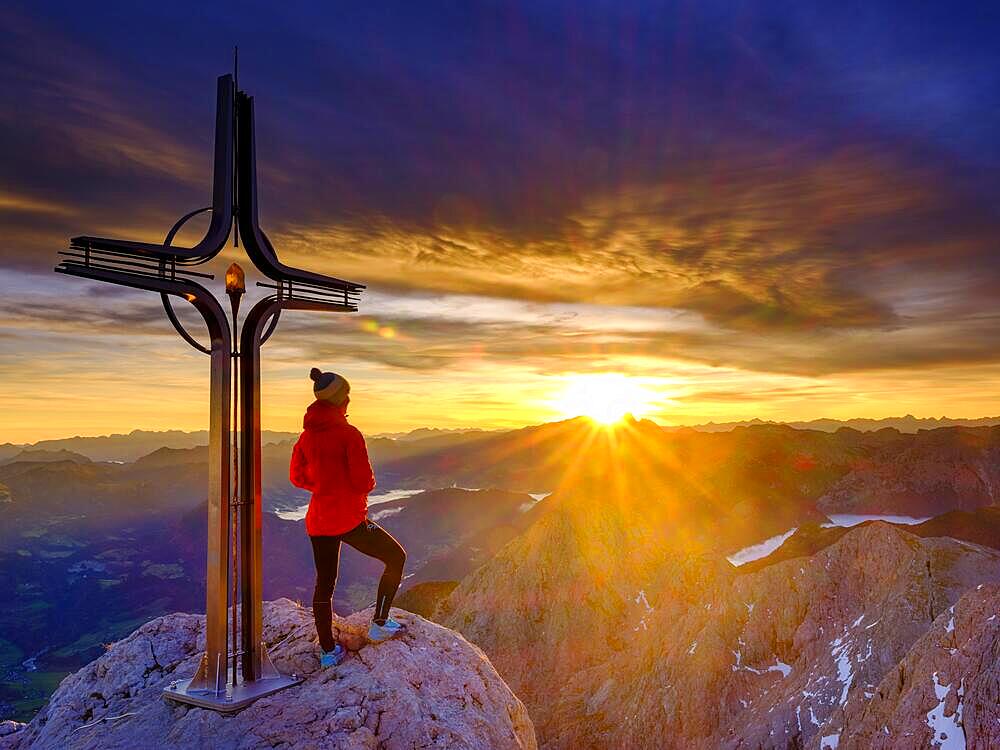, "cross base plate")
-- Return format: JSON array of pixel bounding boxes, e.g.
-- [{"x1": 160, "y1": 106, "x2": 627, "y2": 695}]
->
[{"x1": 163, "y1": 674, "x2": 303, "y2": 712}]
